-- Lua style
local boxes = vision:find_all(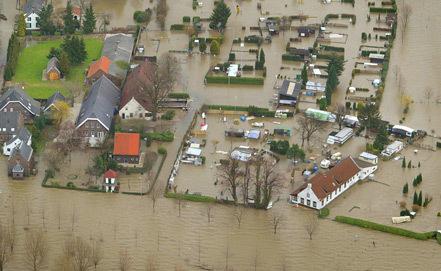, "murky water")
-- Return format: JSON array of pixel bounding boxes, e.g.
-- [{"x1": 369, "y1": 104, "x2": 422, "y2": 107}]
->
[{"x1": 1, "y1": 0, "x2": 441, "y2": 270}]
